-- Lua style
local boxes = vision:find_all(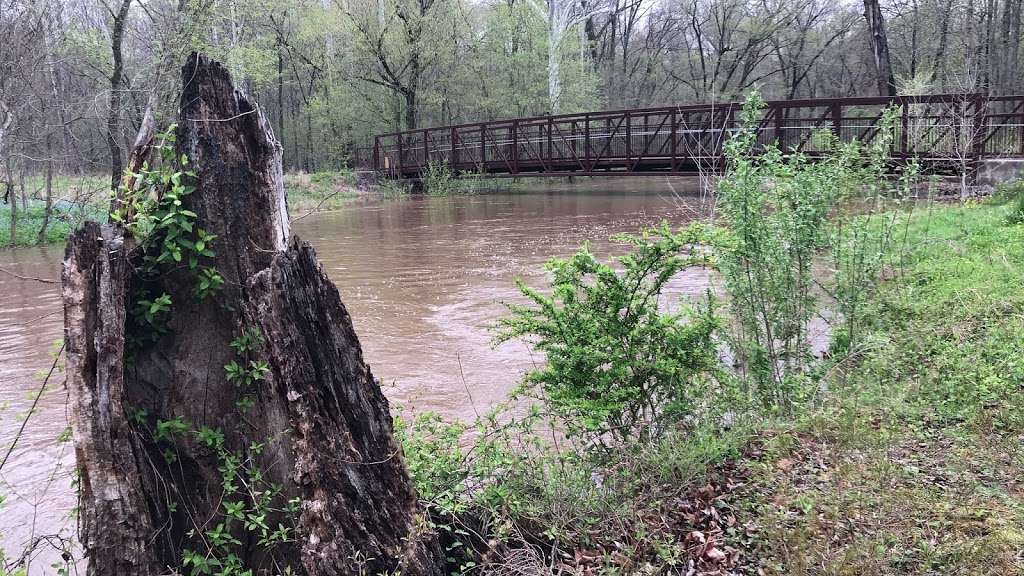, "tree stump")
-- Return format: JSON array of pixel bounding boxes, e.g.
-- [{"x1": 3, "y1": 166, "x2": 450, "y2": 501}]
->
[{"x1": 62, "y1": 53, "x2": 443, "y2": 576}]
